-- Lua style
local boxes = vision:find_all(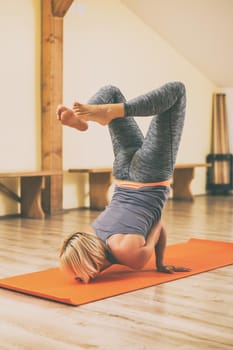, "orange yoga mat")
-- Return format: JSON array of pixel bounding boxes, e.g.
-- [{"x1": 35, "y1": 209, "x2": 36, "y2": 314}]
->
[{"x1": 0, "y1": 238, "x2": 232, "y2": 306}]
